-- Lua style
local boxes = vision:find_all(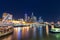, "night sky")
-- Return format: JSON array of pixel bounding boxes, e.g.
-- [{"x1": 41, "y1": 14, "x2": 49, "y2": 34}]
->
[{"x1": 0, "y1": 0, "x2": 60, "y2": 22}]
